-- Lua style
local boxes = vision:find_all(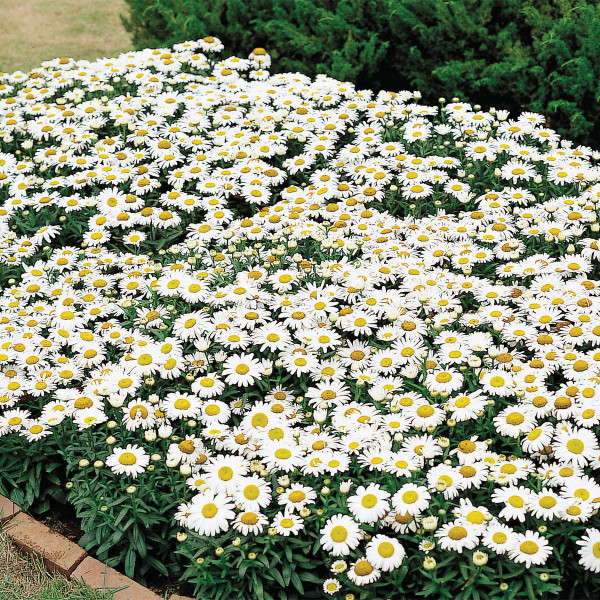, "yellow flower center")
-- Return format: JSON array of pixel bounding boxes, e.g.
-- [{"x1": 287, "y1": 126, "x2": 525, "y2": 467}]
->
[
  {"x1": 567, "y1": 439, "x2": 584, "y2": 454},
  {"x1": 241, "y1": 512, "x2": 258, "y2": 525},
  {"x1": 330, "y1": 526, "x2": 348, "y2": 543},
  {"x1": 289, "y1": 491, "x2": 306, "y2": 503},
  {"x1": 174, "y1": 399, "x2": 191, "y2": 410},
  {"x1": 467, "y1": 511, "x2": 484, "y2": 525},
  {"x1": 361, "y1": 494, "x2": 378, "y2": 508},
  {"x1": 458, "y1": 440, "x2": 476, "y2": 453},
  {"x1": 118, "y1": 452, "x2": 137, "y2": 465},
  {"x1": 244, "y1": 485, "x2": 260, "y2": 500},
  {"x1": 519, "y1": 541, "x2": 539, "y2": 555},
  {"x1": 178, "y1": 441, "x2": 195, "y2": 454},
  {"x1": 201, "y1": 503, "x2": 218, "y2": 518},
  {"x1": 539, "y1": 496, "x2": 556, "y2": 509},
  {"x1": 218, "y1": 466, "x2": 234, "y2": 481},
  {"x1": 354, "y1": 560, "x2": 374, "y2": 576},
  {"x1": 129, "y1": 405, "x2": 148, "y2": 419},
  {"x1": 448, "y1": 526, "x2": 468, "y2": 540},
  {"x1": 377, "y1": 542, "x2": 395, "y2": 558},
  {"x1": 506, "y1": 412, "x2": 524, "y2": 425},
  {"x1": 492, "y1": 532, "x2": 507, "y2": 544},
  {"x1": 460, "y1": 466, "x2": 476, "y2": 478},
  {"x1": 137, "y1": 354, "x2": 152, "y2": 366}
]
